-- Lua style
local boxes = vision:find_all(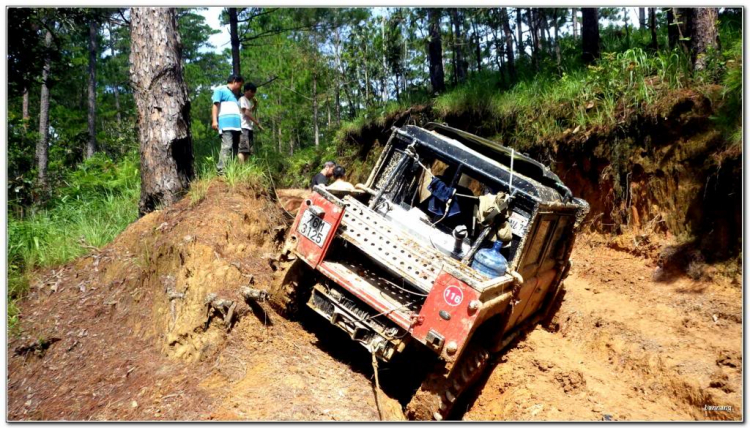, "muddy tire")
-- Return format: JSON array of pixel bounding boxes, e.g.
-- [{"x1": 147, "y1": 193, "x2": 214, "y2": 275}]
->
[
  {"x1": 268, "y1": 258, "x2": 308, "y2": 318},
  {"x1": 405, "y1": 344, "x2": 491, "y2": 421}
]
